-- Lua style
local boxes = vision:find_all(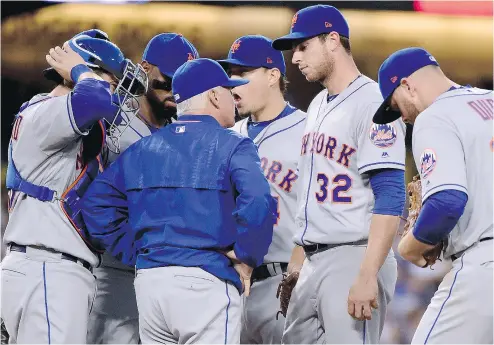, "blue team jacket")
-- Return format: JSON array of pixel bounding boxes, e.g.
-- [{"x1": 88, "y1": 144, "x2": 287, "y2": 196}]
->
[{"x1": 81, "y1": 115, "x2": 276, "y2": 292}]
